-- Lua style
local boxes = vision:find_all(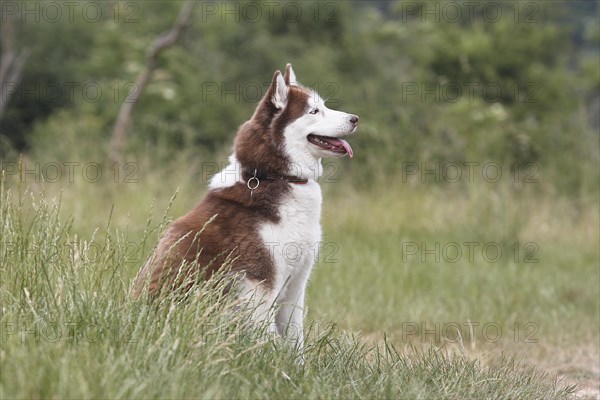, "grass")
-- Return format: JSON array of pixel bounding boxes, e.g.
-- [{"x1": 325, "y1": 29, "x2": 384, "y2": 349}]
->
[
  {"x1": 313, "y1": 181, "x2": 599, "y2": 340},
  {"x1": 1, "y1": 156, "x2": 596, "y2": 399}
]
